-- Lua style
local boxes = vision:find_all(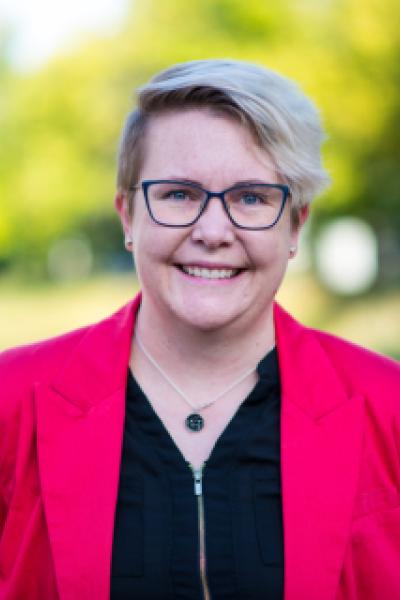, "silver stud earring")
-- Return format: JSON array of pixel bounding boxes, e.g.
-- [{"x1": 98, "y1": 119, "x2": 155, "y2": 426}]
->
[
  {"x1": 124, "y1": 236, "x2": 133, "y2": 249},
  {"x1": 289, "y1": 245, "x2": 297, "y2": 256}
]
